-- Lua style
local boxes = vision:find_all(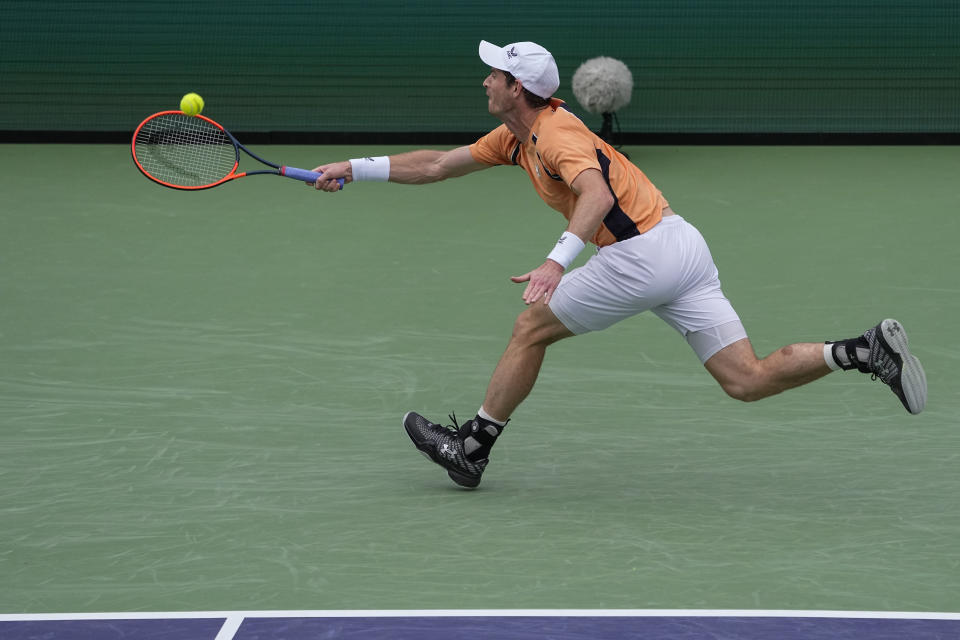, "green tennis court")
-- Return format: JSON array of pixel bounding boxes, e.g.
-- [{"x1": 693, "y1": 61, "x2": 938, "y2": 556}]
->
[{"x1": 2, "y1": 143, "x2": 957, "y2": 614}]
